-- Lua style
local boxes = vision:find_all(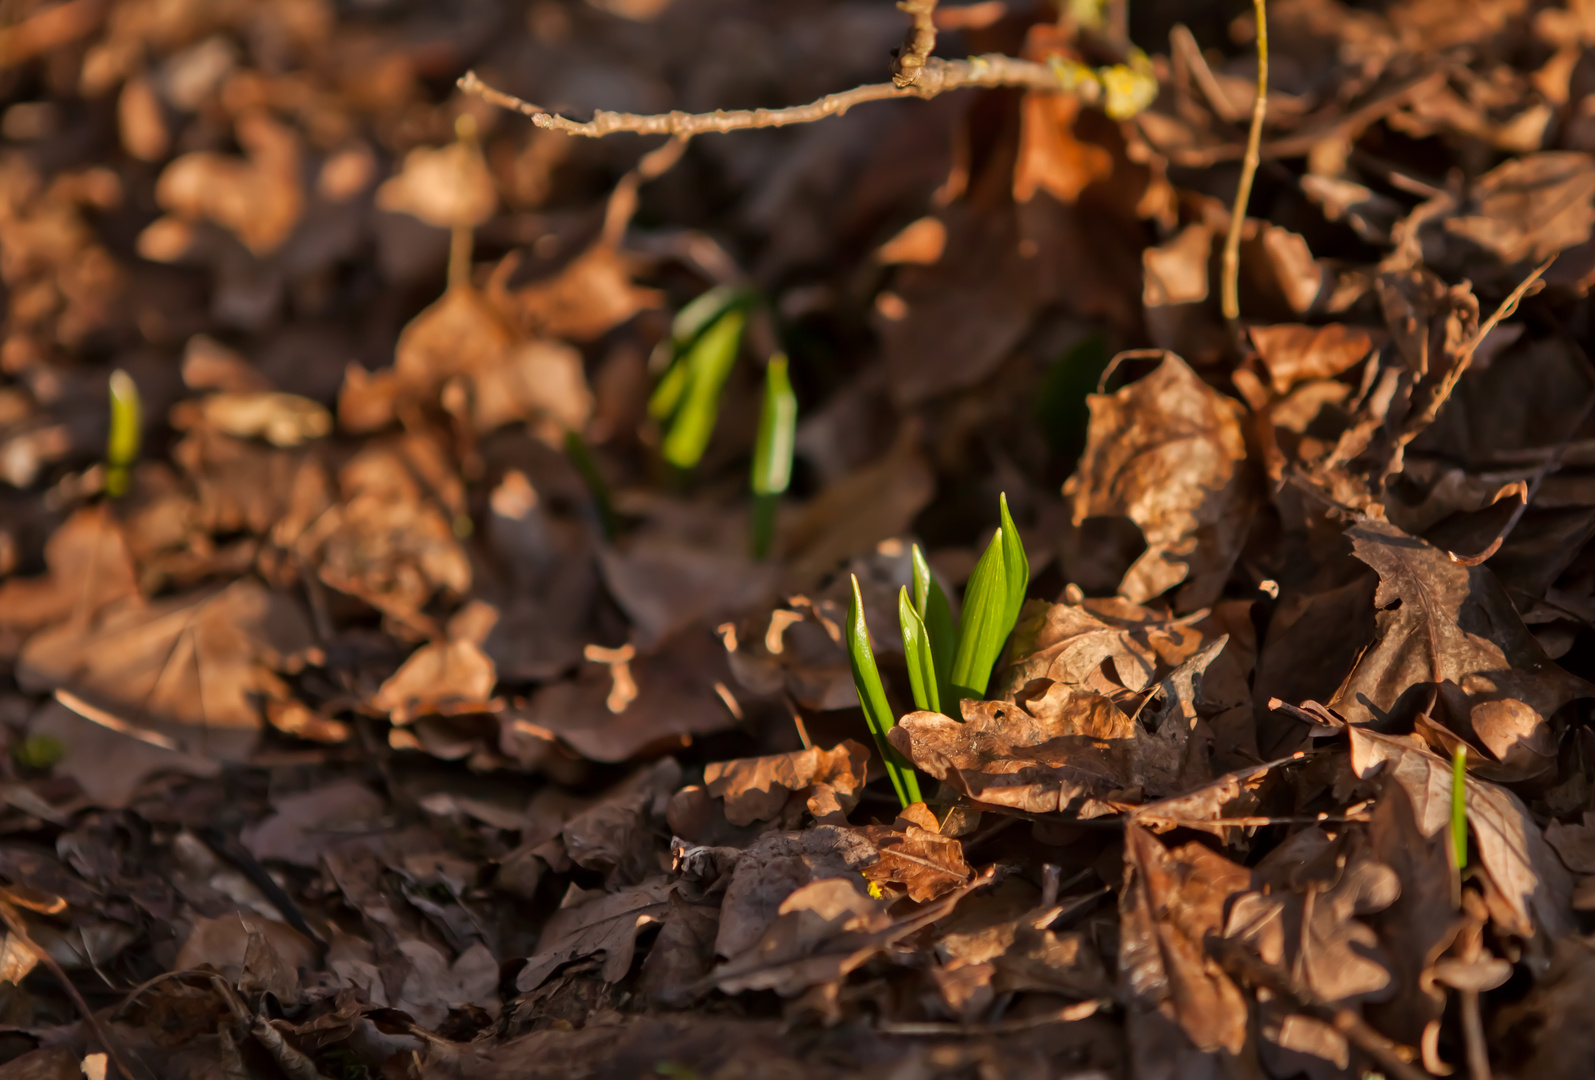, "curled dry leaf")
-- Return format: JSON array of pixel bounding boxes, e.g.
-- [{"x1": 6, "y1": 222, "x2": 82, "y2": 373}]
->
[
  {"x1": 1249, "y1": 323, "x2": 1381, "y2": 395},
  {"x1": 1329, "y1": 519, "x2": 1590, "y2": 779},
  {"x1": 1349, "y1": 725, "x2": 1574, "y2": 938},
  {"x1": 713, "y1": 826, "x2": 879, "y2": 962},
  {"x1": 1065, "y1": 352, "x2": 1251, "y2": 609},
  {"x1": 1119, "y1": 824, "x2": 1250, "y2": 1056},
  {"x1": 1440, "y1": 151, "x2": 1595, "y2": 266},
  {"x1": 703, "y1": 740, "x2": 869, "y2": 827},
  {"x1": 508, "y1": 243, "x2": 664, "y2": 342}
]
